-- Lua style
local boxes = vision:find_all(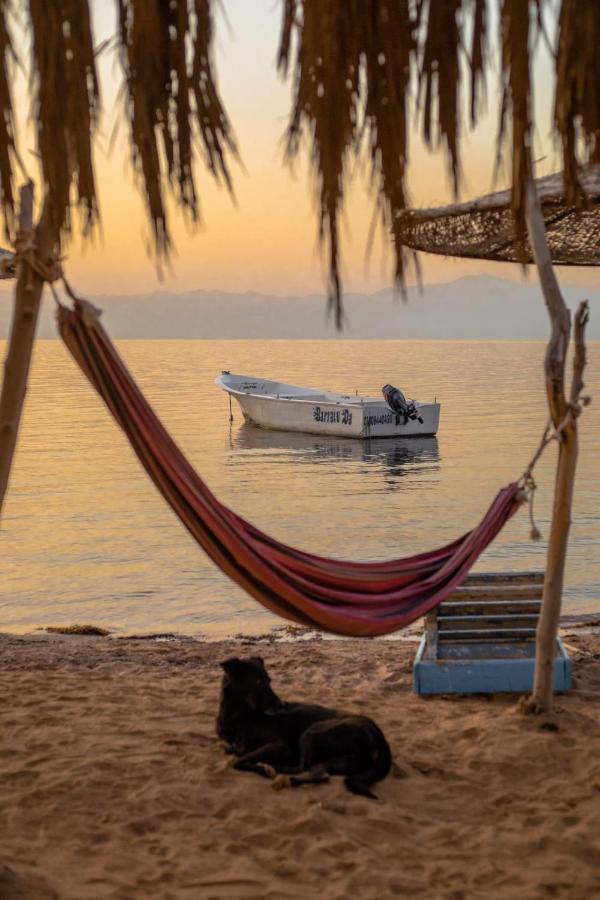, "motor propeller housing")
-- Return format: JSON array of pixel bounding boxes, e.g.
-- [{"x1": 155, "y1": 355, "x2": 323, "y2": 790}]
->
[{"x1": 381, "y1": 384, "x2": 424, "y2": 424}]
